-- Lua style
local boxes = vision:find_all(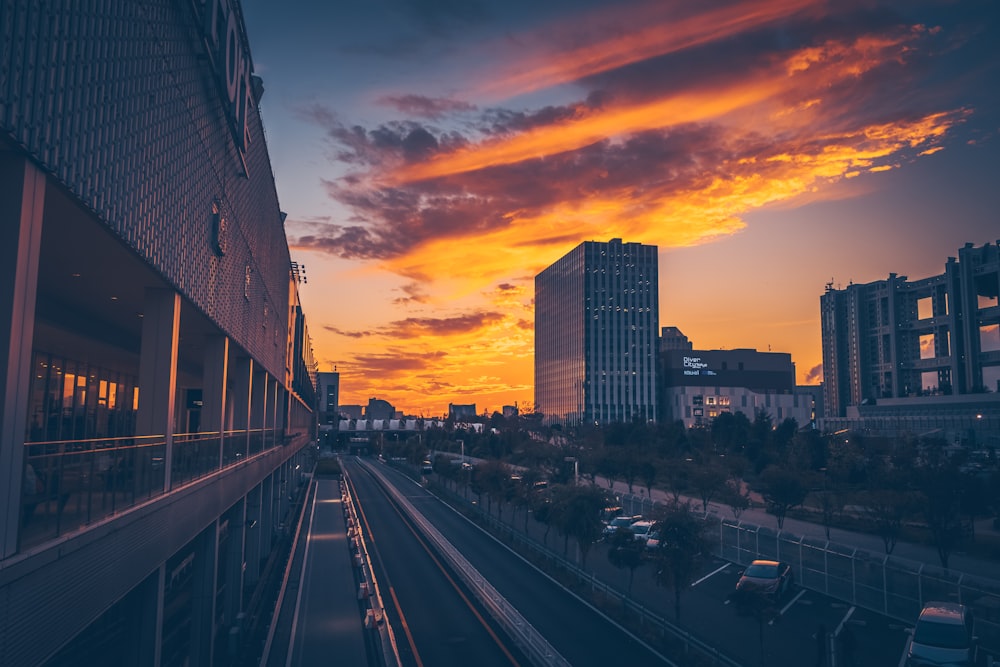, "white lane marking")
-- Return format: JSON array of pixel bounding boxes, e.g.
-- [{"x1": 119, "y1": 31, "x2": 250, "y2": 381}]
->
[
  {"x1": 769, "y1": 589, "x2": 807, "y2": 625},
  {"x1": 690, "y1": 563, "x2": 731, "y2": 587},
  {"x1": 834, "y1": 605, "x2": 856, "y2": 636}
]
